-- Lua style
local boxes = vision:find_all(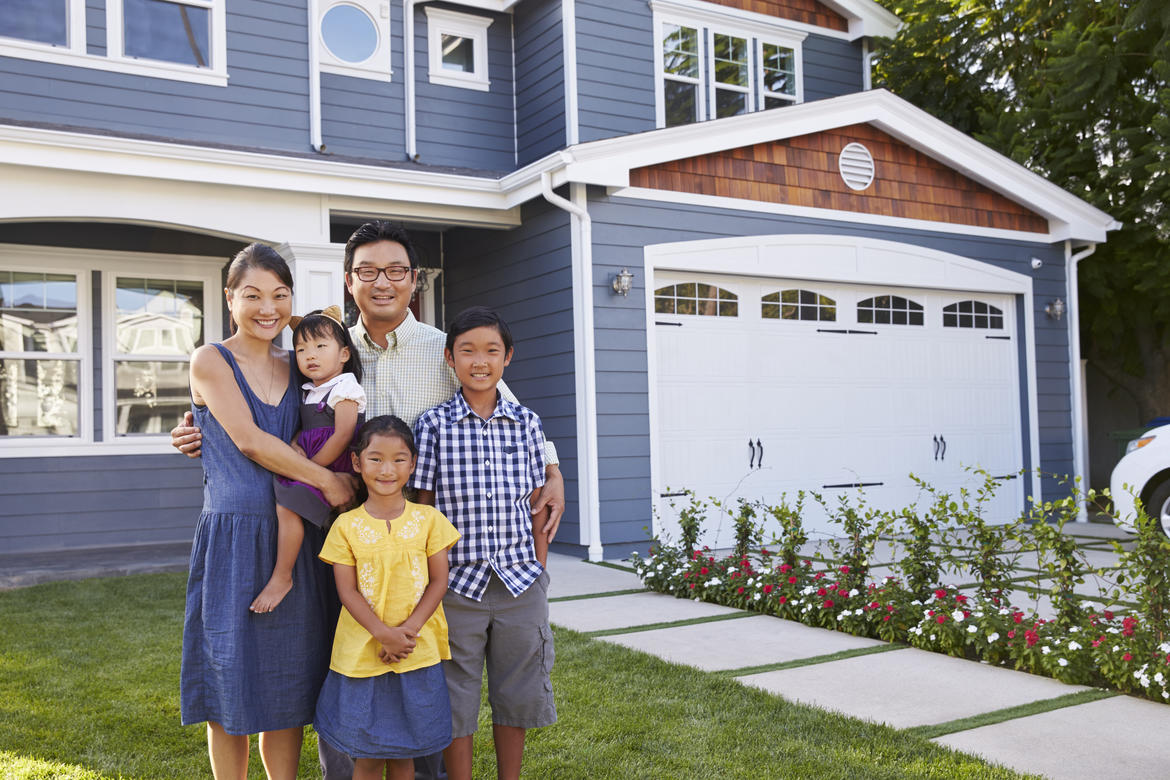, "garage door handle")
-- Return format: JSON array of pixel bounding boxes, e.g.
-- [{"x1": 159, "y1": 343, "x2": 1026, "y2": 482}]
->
[
  {"x1": 939, "y1": 436, "x2": 947, "y2": 461},
  {"x1": 748, "y1": 439, "x2": 757, "y2": 469},
  {"x1": 933, "y1": 435, "x2": 939, "y2": 461},
  {"x1": 756, "y1": 439, "x2": 763, "y2": 469}
]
